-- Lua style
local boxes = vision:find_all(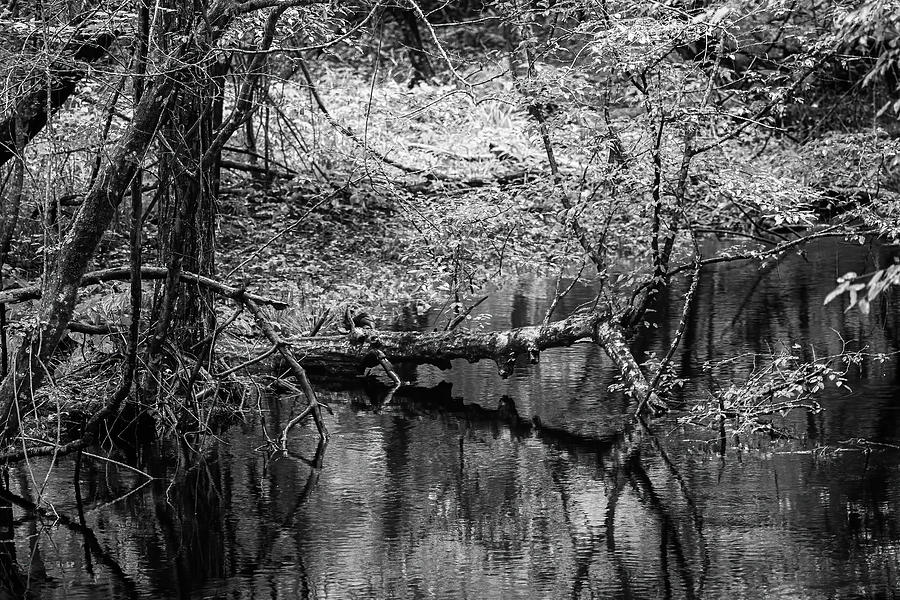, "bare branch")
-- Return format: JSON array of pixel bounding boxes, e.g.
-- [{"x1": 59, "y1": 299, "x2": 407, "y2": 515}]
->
[{"x1": 0, "y1": 266, "x2": 288, "y2": 309}]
